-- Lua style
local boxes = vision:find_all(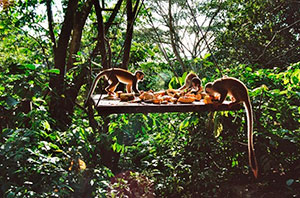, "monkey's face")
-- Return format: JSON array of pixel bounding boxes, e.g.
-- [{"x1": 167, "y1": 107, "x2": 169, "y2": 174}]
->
[
  {"x1": 205, "y1": 87, "x2": 214, "y2": 96},
  {"x1": 137, "y1": 73, "x2": 144, "y2": 81},
  {"x1": 192, "y1": 82, "x2": 200, "y2": 91}
]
